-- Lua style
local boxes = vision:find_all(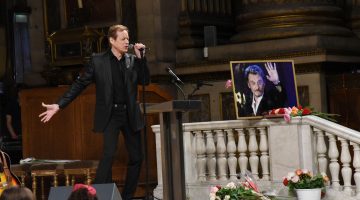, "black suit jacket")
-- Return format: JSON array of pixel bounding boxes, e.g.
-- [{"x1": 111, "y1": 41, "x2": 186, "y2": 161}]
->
[
  {"x1": 239, "y1": 85, "x2": 286, "y2": 117},
  {"x1": 57, "y1": 50, "x2": 150, "y2": 132}
]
